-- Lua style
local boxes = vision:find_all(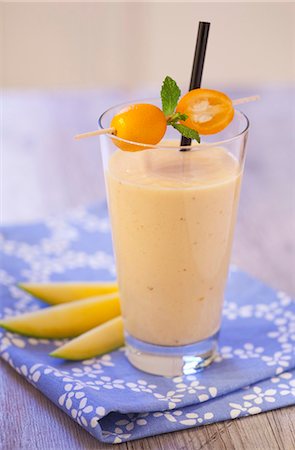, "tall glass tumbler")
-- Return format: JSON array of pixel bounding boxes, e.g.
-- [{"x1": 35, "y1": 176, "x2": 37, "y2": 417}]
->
[{"x1": 99, "y1": 99, "x2": 249, "y2": 376}]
